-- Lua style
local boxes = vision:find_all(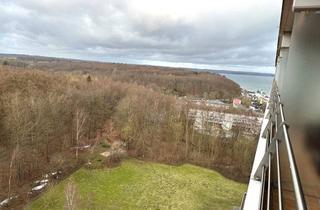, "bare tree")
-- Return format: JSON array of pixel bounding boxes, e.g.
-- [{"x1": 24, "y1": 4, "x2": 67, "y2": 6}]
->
[
  {"x1": 75, "y1": 108, "x2": 86, "y2": 159},
  {"x1": 64, "y1": 179, "x2": 78, "y2": 210},
  {"x1": 184, "y1": 102, "x2": 190, "y2": 158},
  {"x1": 8, "y1": 144, "x2": 19, "y2": 198}
]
